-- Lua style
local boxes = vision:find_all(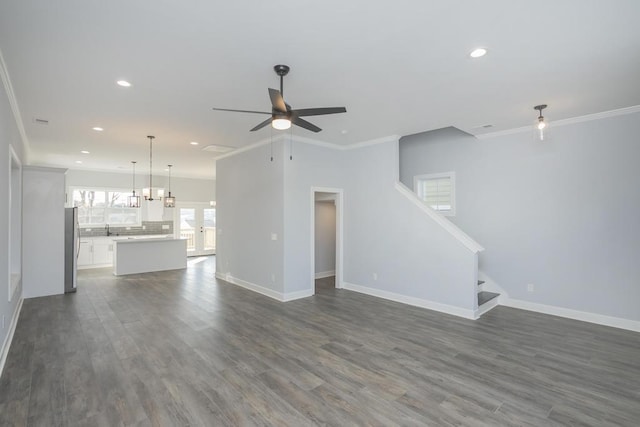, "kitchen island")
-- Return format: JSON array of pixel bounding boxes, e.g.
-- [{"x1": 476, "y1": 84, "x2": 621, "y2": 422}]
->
[{"x1": 113, "y1": 237, "x2": 187, "y2": 276}]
